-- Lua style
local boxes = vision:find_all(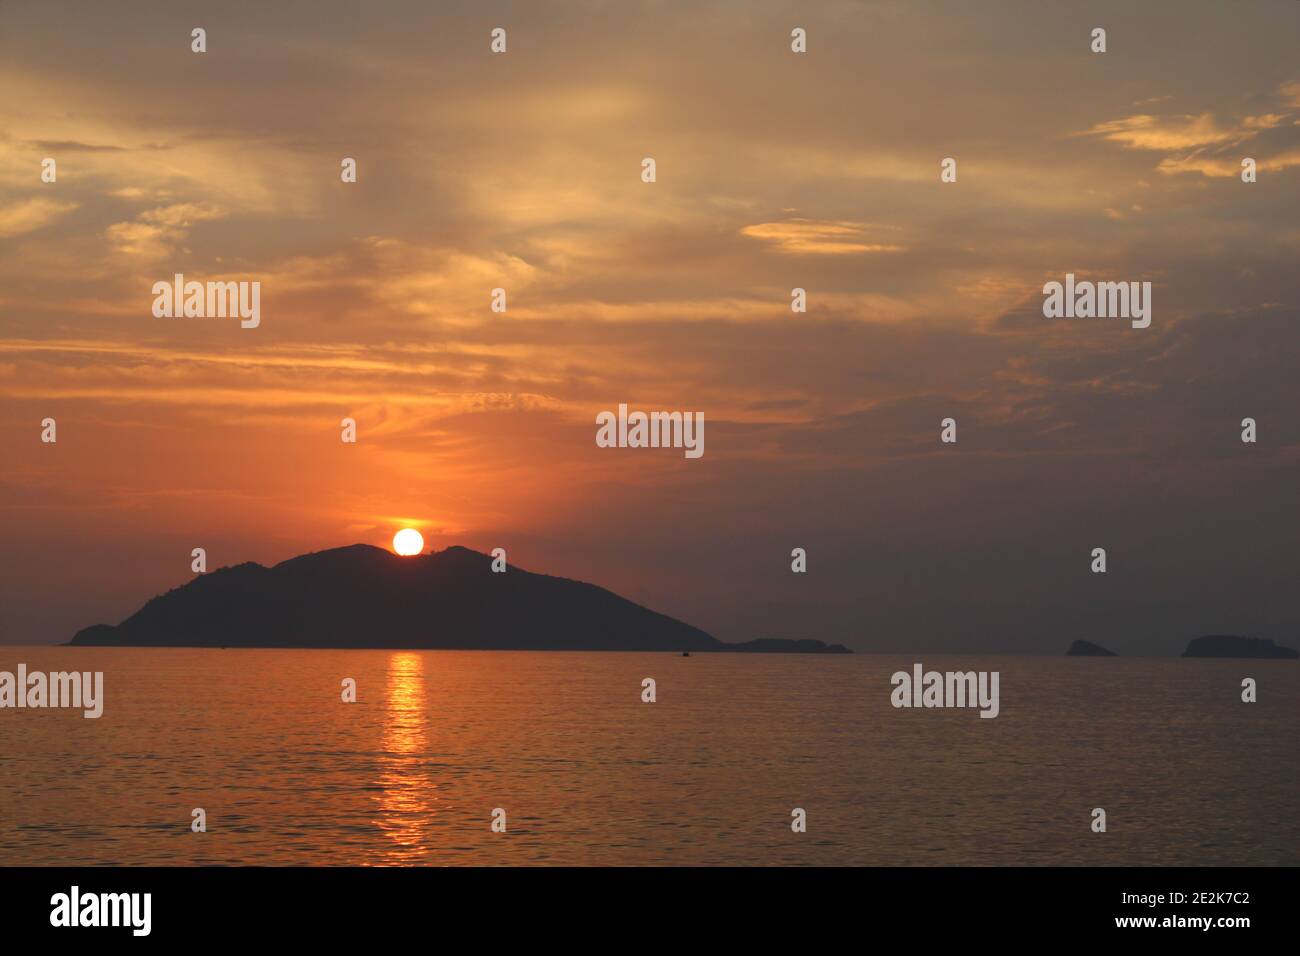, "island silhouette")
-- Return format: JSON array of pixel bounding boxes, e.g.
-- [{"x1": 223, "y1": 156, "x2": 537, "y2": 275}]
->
[
  {"x1": 1063, "y1": 636, "x2": 1297, "y2": 658},
  {"x1": 1066, "y1": 640, "x2": 1117, "y2": 656},
  {"x1": 69, "y1": 544, "x2": 851, "y2": 653},
  {"x1": 1181, "y1": 635, "x2": 1297, "y2": 659}
]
